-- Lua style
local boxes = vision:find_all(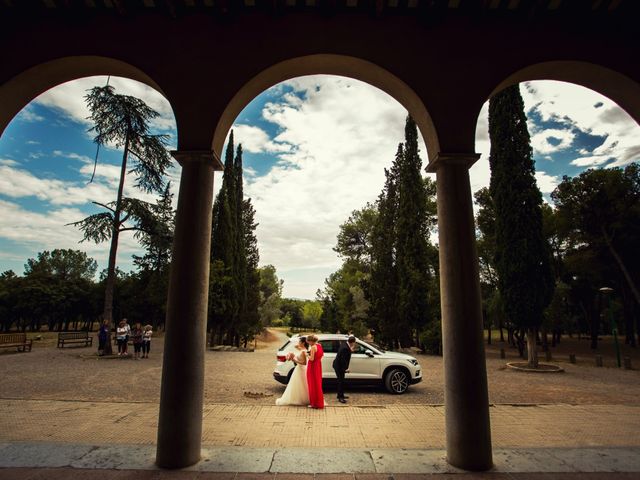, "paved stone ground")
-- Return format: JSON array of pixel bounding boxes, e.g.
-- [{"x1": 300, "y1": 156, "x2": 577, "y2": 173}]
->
[
  {"x1": 2, "y1": 469, "x2": 640, "y2": 479},
  {"x1": 1, "y1": 330, "x2": 639, "y2": 406},
  {"x1": 2, "y1": 330, "x2": 639, "y2": 477},
  {"x1": 1, "y1": 400, "x2": 639, "y2": 449}
]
